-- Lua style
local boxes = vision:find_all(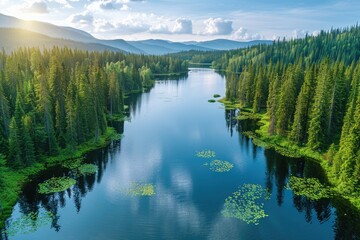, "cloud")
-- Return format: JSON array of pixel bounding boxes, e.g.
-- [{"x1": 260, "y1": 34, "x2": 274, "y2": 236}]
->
[
  {"x1": 22, "y1": 1, "x2": 49, "y2": 14},
  {"x1": 86, "y1": 0, "x2": 131, "y2": 12},
  {"x1": 172, "y1": 18, "x2": 192, "y2": 34},
  {"x1": 203, "y1": 18, "x2": 233, "y2": 35},
  {"x1": 114, "y1": 20, "x2": 150, "y2": 34},
  {"x1": 149, "y1": 23, "x2": 171, "y2": 34},
  {"x1": 232, "y1": 27, "x2": 263, "y2": 40},
  {"x1": 69, "y1": 12, "x2": 94, "y2": 27}
]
